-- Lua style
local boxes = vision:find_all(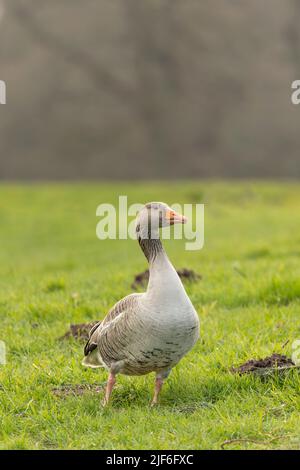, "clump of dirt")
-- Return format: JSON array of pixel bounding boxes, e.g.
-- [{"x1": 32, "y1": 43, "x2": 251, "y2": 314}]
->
[
  {"x1": 131, "y1": 270, "x2": 150, "y2": 289},
  {"x1": 131, "y1": 268, "x2": 201, "y2": 289},
  {"x1": 177, "y1": 268, "x2": 202, "y2": 282},
  {"x1": 59, "y1": 321, "x2": 99, "y2": 341},
  {"x1": 52, "y1": 383, "x2": 104, "y2": 397},
  {"x1": 231, "y1": 353, "x2": 295, "y2": 375}
]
